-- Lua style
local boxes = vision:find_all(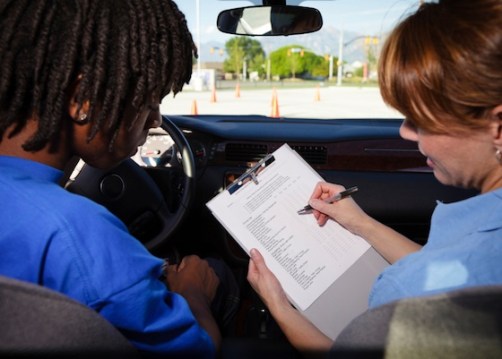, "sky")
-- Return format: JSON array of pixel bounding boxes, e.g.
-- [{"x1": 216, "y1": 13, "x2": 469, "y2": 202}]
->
[{"x1": 175, "y1": 0, "x2": 421, "y2": 45}]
